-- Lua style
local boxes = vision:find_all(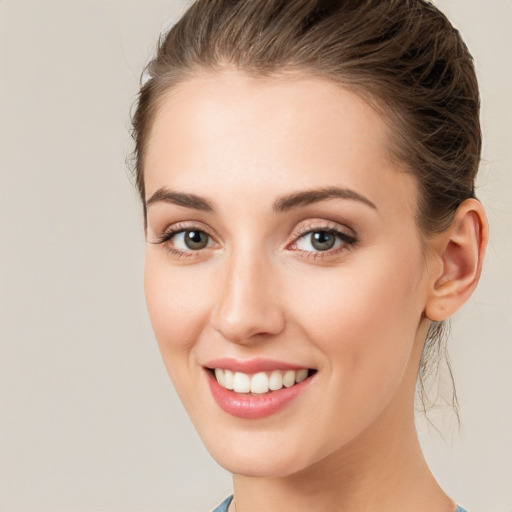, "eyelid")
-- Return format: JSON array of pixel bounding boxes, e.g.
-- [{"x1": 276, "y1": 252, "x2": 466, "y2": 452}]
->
[
  {"x1": 288, "y1": 219, "x2": 356, "y2": 242},
  {"x1": 151, "y1": 221, "x2": 214, "y2": 242},
  {"x1": 286, "y1": 219, "x2": 358, "y2": 257},
  {"x1": 150, "y1": 222, "x2": 220, "y2": 260},
  {"x1": 150, "y1": 219, "x2": 356, "y2": 260}
]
